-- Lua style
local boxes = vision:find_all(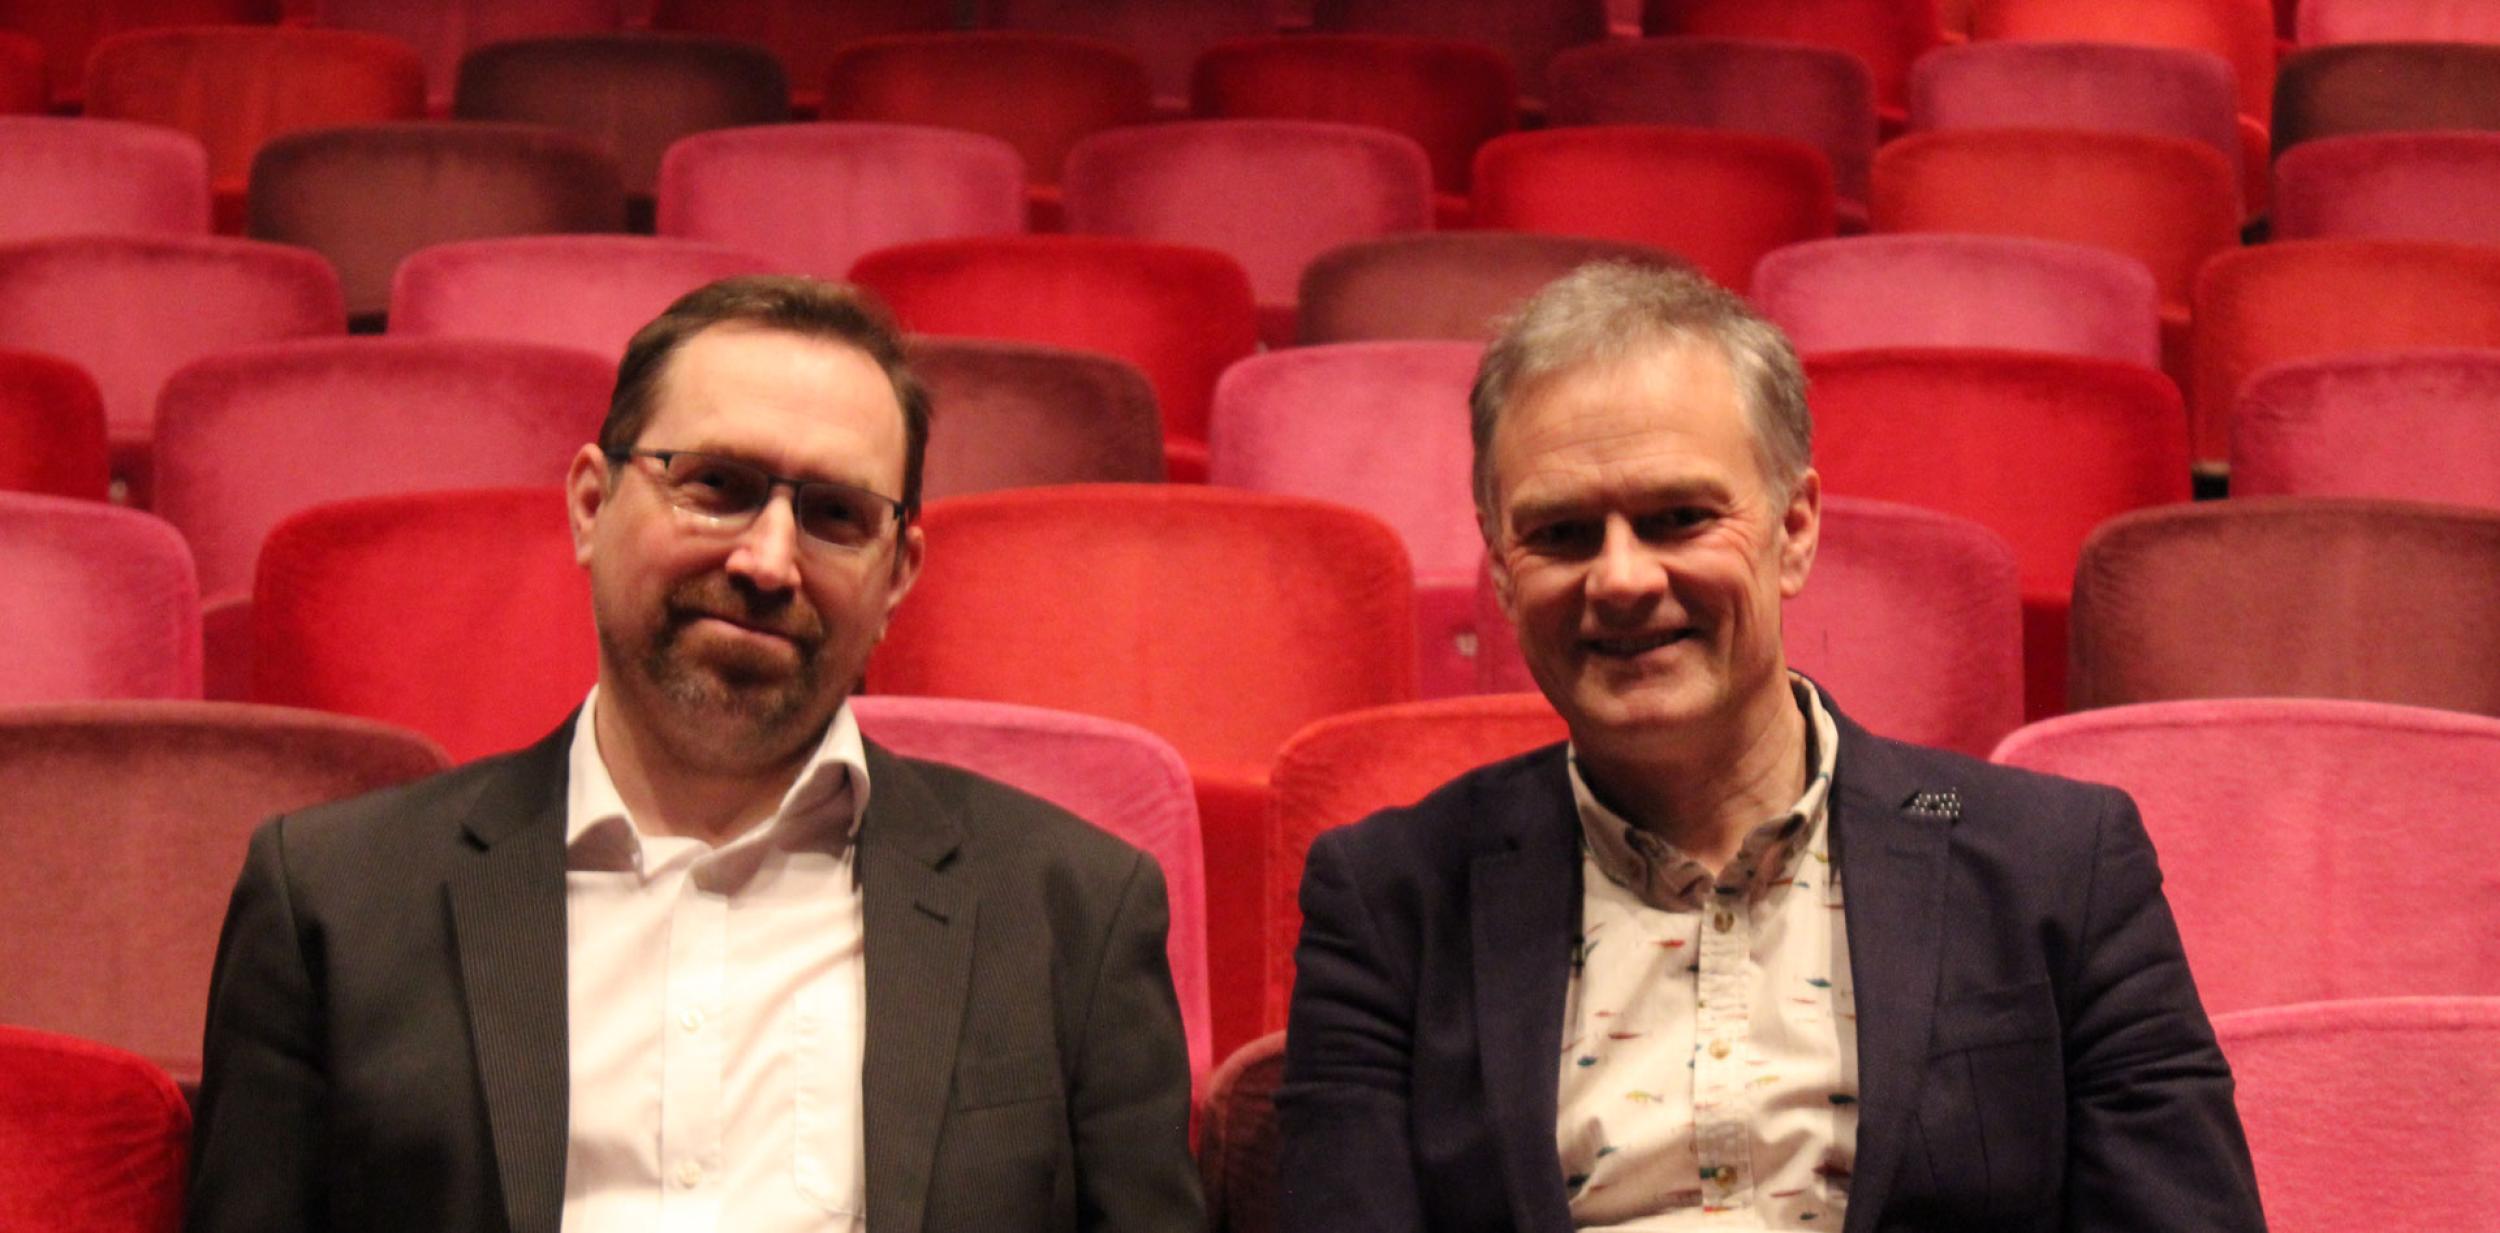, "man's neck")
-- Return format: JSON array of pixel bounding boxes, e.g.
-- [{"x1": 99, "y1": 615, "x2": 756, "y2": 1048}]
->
[
  {"x1": 591, "y1": 695, "x2": 811, "y2": 846},
  {"x1": 1574, "y1": 681, "x2": 1810, "y2": 876}
]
